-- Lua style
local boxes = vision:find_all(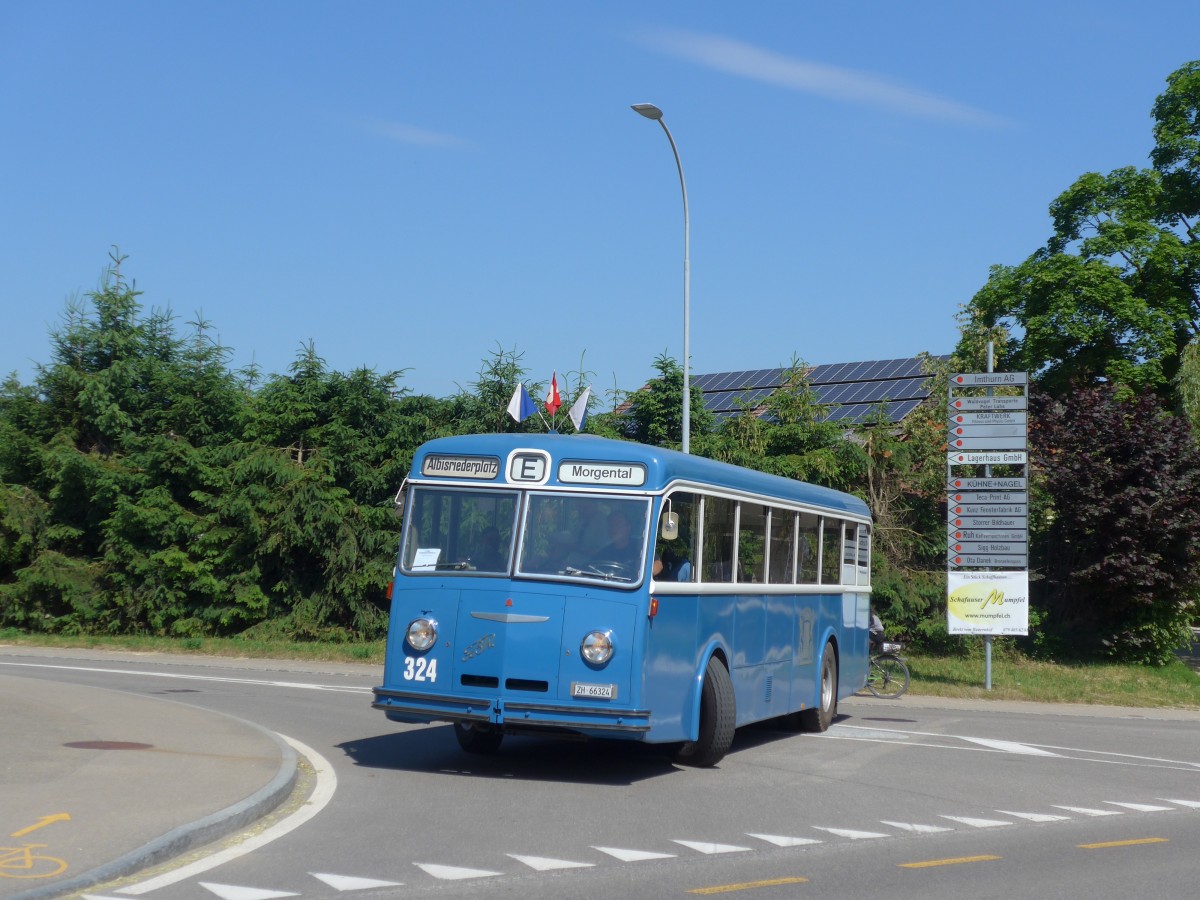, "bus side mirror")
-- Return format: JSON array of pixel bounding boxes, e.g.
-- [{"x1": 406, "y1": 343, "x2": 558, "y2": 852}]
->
[
  {"x1": 393, "y1": 478, "x2": 408, "y2": 520},
  {"x1": 660, "y1": 511, "x2": 679, "y2": 541}
]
